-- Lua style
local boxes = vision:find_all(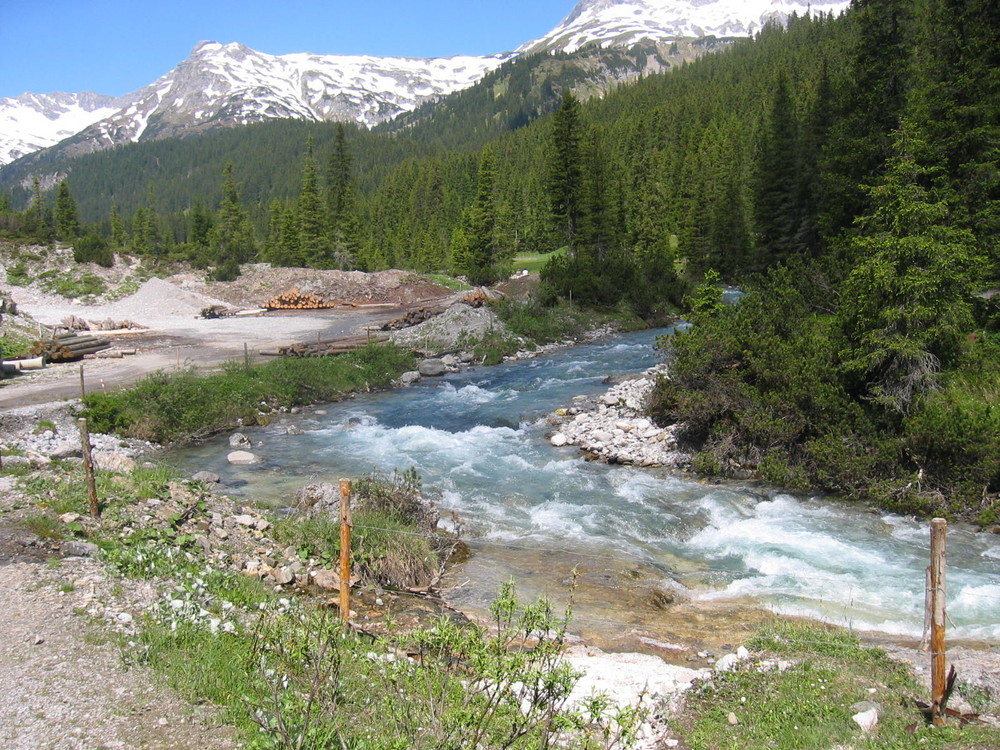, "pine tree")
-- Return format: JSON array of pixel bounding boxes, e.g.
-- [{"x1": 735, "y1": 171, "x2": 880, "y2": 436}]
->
[
  {"x1": 189, "y1": 200, "x2": 213, "y2": 249},
  {"x1": 326, "y1": 123, "x2": 359, "y2": 268},
  {"x1": 838, "y1": 121, "x2": 984, "y2": 414},
  {"x1": 22, "y1": 177, "x2": 44, "y2": 238},
  {"x1": 909, "y1": 0, "x2": 1000, "y2": 279},
  {"x1": 754, "y1": 70, "x2": 800, "y2": 267},
  {"x1": 297, "y1": 136, "x2": 328, "y2": 267},
  {"x1": 54, "y1": 180, "x2": 80, "y2": 241},
  {"x1": 141, "y1": 184, "x2": 162, "y2": 257},
  {"x1": 547, "y1": 91, "x2": 585, "y2": 253},
  {"x1": 454, "y1": 147, "x2": 508, "y2": 285},
  {"x1": 109, "y1": 204, "x2": 127, "y2": 248},
  {"x1": 211, "y1": 163, "x2": 255, "y2": 266},
  {"x1": 822, "y1": 0, "x2": 913, "y2": 242}
]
